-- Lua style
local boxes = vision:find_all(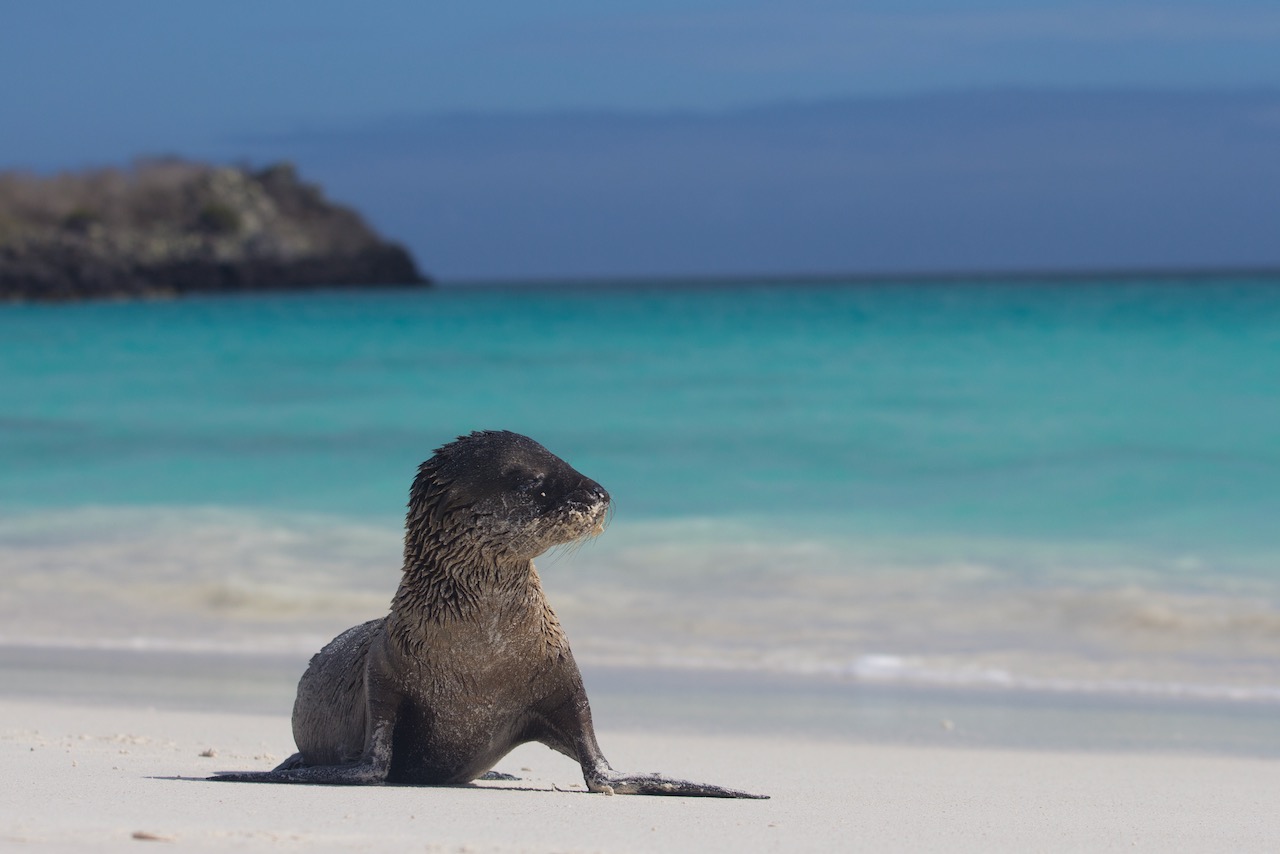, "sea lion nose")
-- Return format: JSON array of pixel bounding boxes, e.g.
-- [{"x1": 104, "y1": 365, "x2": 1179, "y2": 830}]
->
[{"x1": 590, "y1": 483, "x2": 610, "y2": 505}]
